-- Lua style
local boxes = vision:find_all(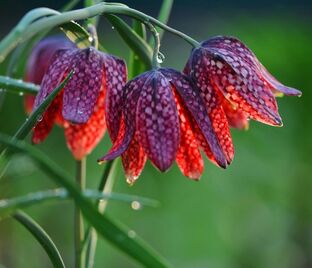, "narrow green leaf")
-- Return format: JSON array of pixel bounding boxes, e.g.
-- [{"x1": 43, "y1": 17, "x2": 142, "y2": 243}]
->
[
  {"x1": 61, "y1": 0, "x2": 80, "y2": 12},
  {"x1": 129, "y1": 20, "x2": 148, "y2": 78},
  {"x1": 0, "y1": 188, "x2": 159, "y2": 219},
  {"x1": 13, "y1": 71, "x2": 73, "y2": 140},
  {"x1": 0, "y1": 76, "x2": 39, "y2": 95},
  {"x1": 106, "y1": 14, "x2": 152, "y2": 68},
  {"x1": 0, "y1": 135, "x2": 171, "y2": 268},
  {"x1": 60, "y1": 21, "x2": 91, "y2": 49},
  {"x1": 14, "y1": 211, "x2": 65, "y2": 268},
  {"x1": 84, "y1": 0, "x2": 102, "y2": 26},
  {"x1": 155, "y1": 0, "x2": 174, "y2": 41}
]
